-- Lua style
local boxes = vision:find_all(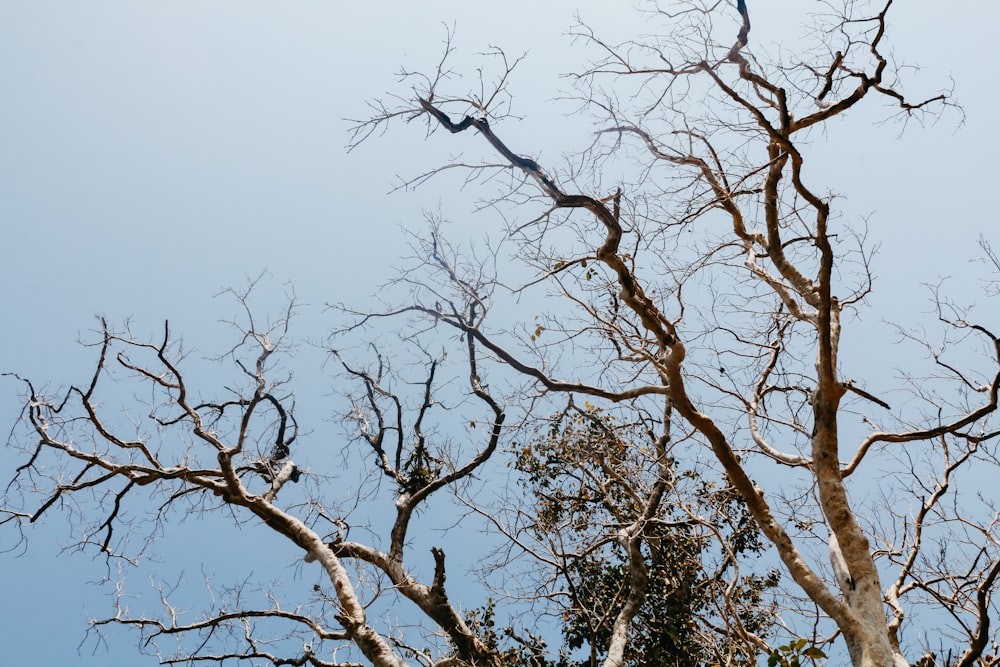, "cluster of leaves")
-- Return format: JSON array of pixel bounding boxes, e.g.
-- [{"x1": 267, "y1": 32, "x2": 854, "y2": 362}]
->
[
  {"x1": 464, "y1": 599, "x2": 562, "y2": 667},
  {"x1": 767, "y1": 639, "x2": 828, "y2": 667},
  {"x1": 494, "y1": 404, "x2": 778, "y2": 665}
]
